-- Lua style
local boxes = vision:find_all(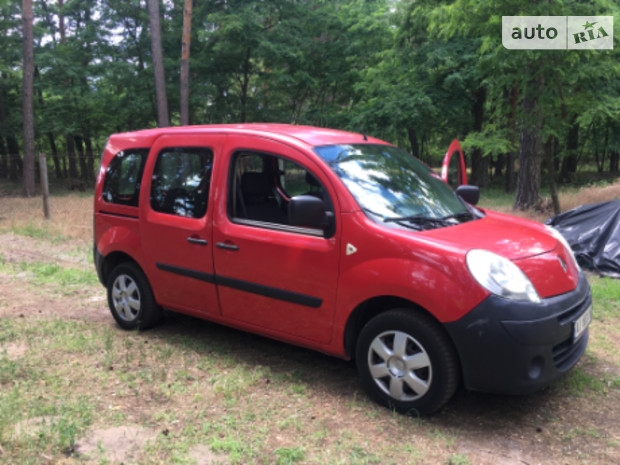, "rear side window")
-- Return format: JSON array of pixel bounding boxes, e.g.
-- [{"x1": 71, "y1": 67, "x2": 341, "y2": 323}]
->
[
  {"x1": 102, "y1": 149, "x2": 148, "y2": 207},
  {"x1": 150, "y1": 148, "x2": 213, "y2": 218}
]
